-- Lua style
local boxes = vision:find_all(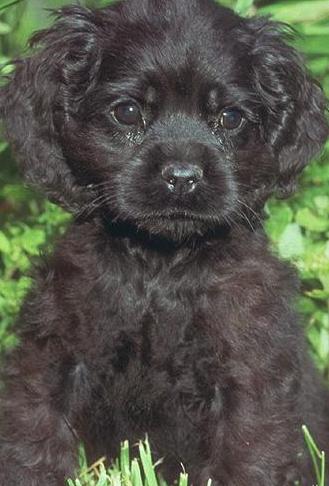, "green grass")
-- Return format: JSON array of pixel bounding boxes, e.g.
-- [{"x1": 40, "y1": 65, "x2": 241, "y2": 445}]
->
[
  {"x1": 303, "y1": 426, "x2": 326, "y2": 486},
  {"x1": 66, "y1": 431, "x2": 325, "y2": 486},
  {"x1": 67, "y1": 439, "x2": 200, "y2": 486}
]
